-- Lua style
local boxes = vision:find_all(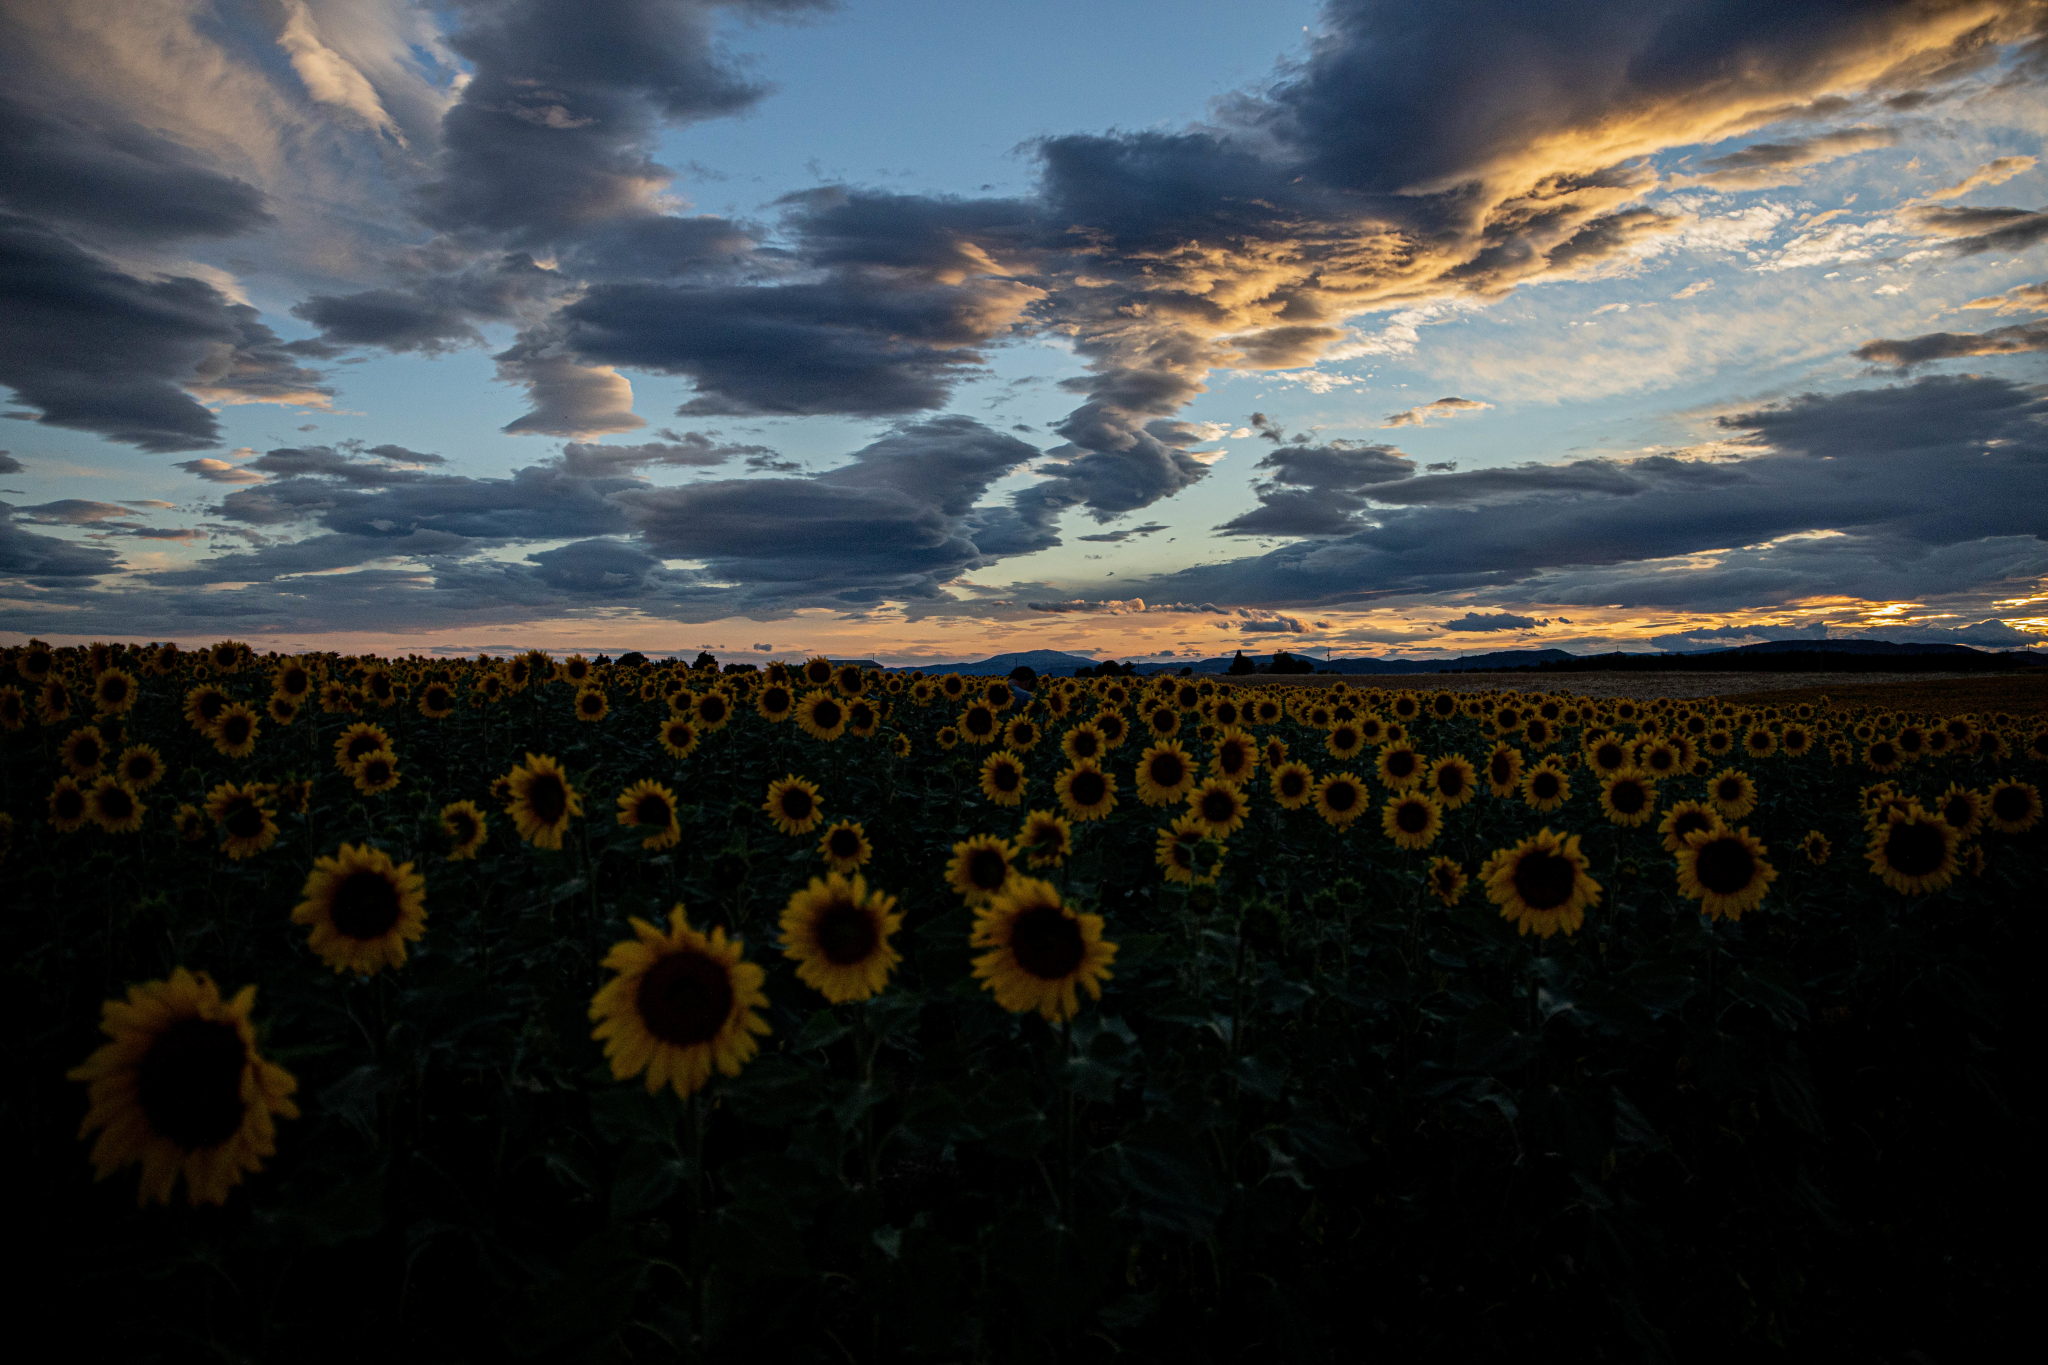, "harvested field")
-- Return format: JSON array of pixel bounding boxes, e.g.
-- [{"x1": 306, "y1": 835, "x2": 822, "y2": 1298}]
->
[{"x1": 1218, "y1": 669, "x2": 2048, "y2": 709}]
